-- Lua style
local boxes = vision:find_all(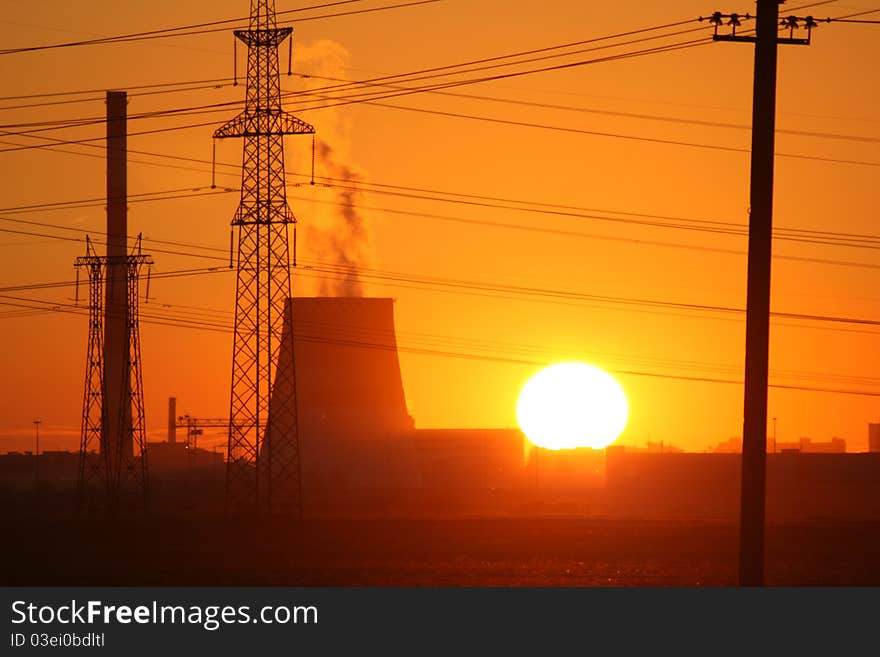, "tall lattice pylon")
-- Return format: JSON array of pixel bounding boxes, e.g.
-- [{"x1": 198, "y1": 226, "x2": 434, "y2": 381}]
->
[
  {"x1": 76, "y1": 235, "x2": 153, "y2": 512},
  {"x1": 214, "y1": 0, "x2": 314, "y2": 516},
  {"x1": 76, "y1": 236, "x2": 108, "y2": 509}
]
